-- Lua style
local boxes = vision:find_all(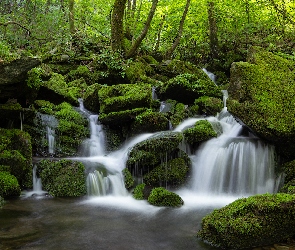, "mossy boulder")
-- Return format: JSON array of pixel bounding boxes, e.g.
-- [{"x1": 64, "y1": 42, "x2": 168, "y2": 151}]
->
[
  {"x1": 197, "y1": 193, "x2": 295, "y2": 249},
  {"x1": 127, "y1": 131, "x2": 184, "y2": 174},
  {"x1": 125, "y1": 59, "x2": 154, "y2": 84},
  {"x1": 131, "y1": 109, "x2": 169, "y2": 134},
  {"x1": 227, "y1": 46, "x2": 295, "y2": 160},
  {"x1": 159, "y1": 72, "x2": 222, "y2": 104},
  {"x1": 183, "y1": 120, "x2": 217, "y2": 145},
  {"x1": 280, "y1": 160, "x2": 295, "y2": 194},
  {"x1": 83, "y1": 83, "x2": 102, "y2": 113},
  {"x1": 194, "y1": 96, "x2": 223, "y2": 116},
  {"x1": 147, "y1": 187, "x2": 184, "y2": 207},
  {"x1": 0, "y1": 128, "x2": 32, "y2": 188},
  {"x1": 143, "y1": 158, "x2": 190, "y2": 188},
  {"x1": 30, "y1": 101, "x2": 88, "y2": 157},
  {"x1": 37, "y1": 159, "x2": 86, "y2": 197},
  {"x1": 0, "y1": 171, "x2": 21, "y2": 198},
  {"x1": 122, "y1": 168, "x2": 134, "y2": 190}
]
